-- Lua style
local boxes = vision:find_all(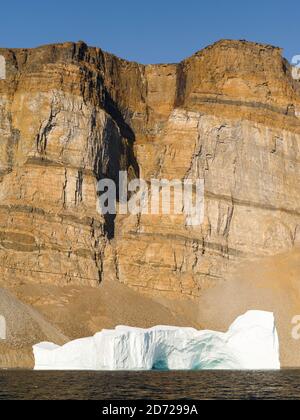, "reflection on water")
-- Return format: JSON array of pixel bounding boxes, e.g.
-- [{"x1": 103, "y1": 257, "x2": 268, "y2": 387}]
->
[{"x1": 0, "y1": 370, "x2": 299, "y2": 400}]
